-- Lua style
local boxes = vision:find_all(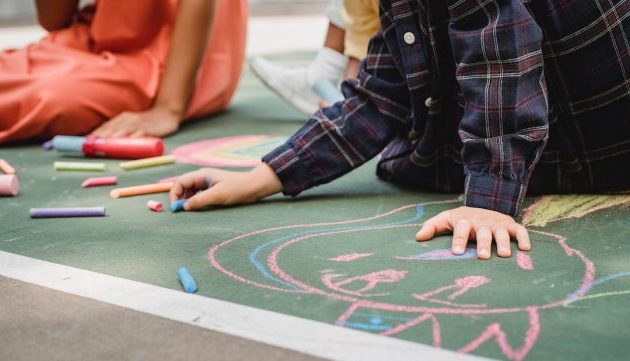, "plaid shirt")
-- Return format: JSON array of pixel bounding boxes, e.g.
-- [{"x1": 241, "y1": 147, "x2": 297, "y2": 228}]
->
[{"x1": 263, "y1": 0, "x2": 630, "y2": 216}]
